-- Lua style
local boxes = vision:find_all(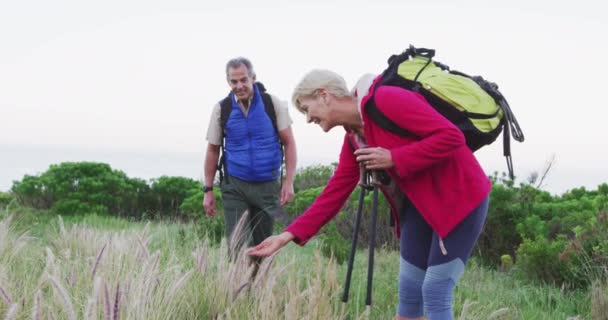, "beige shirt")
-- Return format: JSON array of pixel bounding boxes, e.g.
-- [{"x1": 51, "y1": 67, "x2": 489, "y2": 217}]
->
[{"x1": 205, "y1": 93, "x2": 293, "y2": 146}]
